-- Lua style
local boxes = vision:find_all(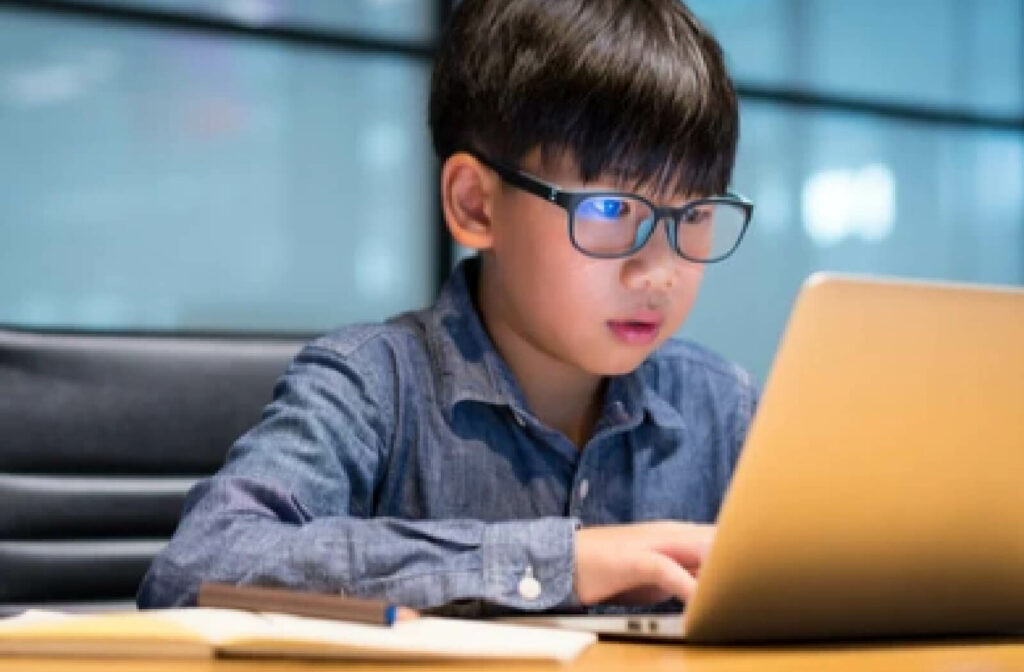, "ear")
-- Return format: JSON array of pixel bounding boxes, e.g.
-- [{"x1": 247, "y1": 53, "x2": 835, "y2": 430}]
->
[{"x1": 441, "y1": 152, "x2": 498, "y2": 251}]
